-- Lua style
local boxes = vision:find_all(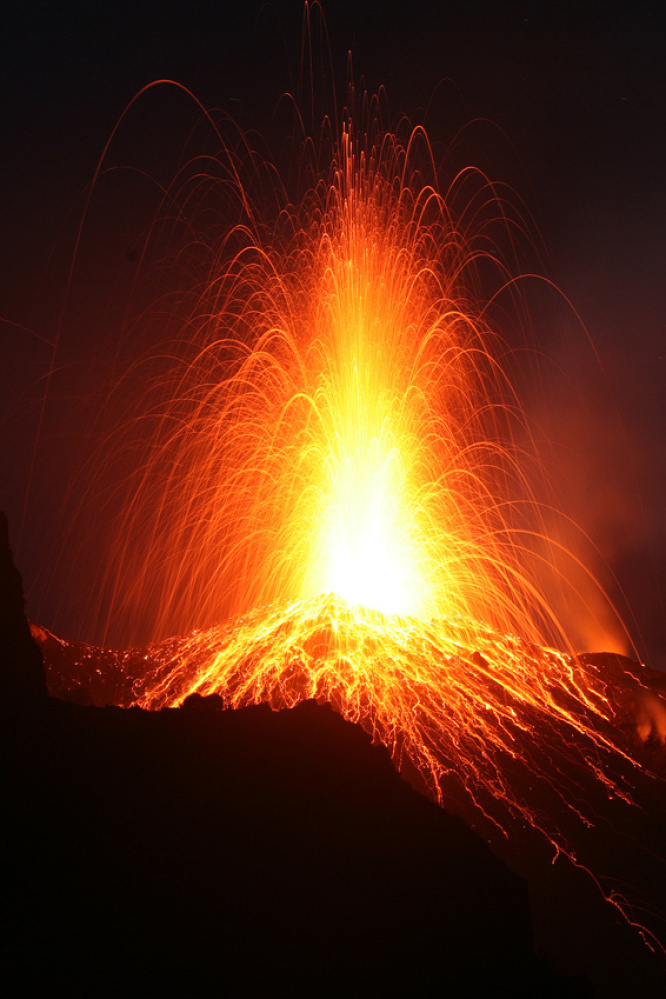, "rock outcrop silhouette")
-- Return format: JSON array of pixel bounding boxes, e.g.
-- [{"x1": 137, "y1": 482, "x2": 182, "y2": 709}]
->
[{"x1": 0, "y1": 511, "x2": 46, "y2": 700}]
